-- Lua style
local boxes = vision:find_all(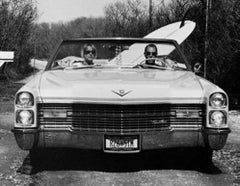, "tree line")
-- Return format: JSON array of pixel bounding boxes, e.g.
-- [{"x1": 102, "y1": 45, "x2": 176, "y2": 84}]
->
[{"x1": 1, "y1": 0, "x2": 240, "y2": 93}]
